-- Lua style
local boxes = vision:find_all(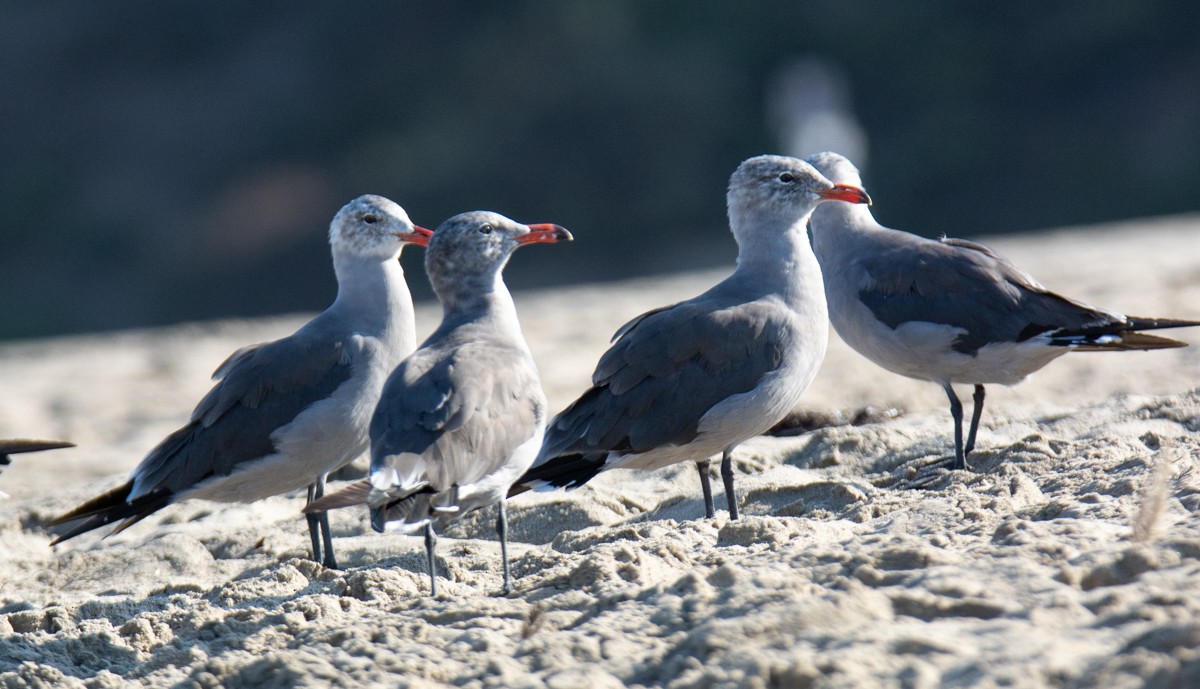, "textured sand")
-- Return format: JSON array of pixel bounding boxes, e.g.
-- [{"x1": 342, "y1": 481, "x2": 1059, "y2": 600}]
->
[{"x1": 2, "y1": 215, "x2": 1200, "y2": 688}]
